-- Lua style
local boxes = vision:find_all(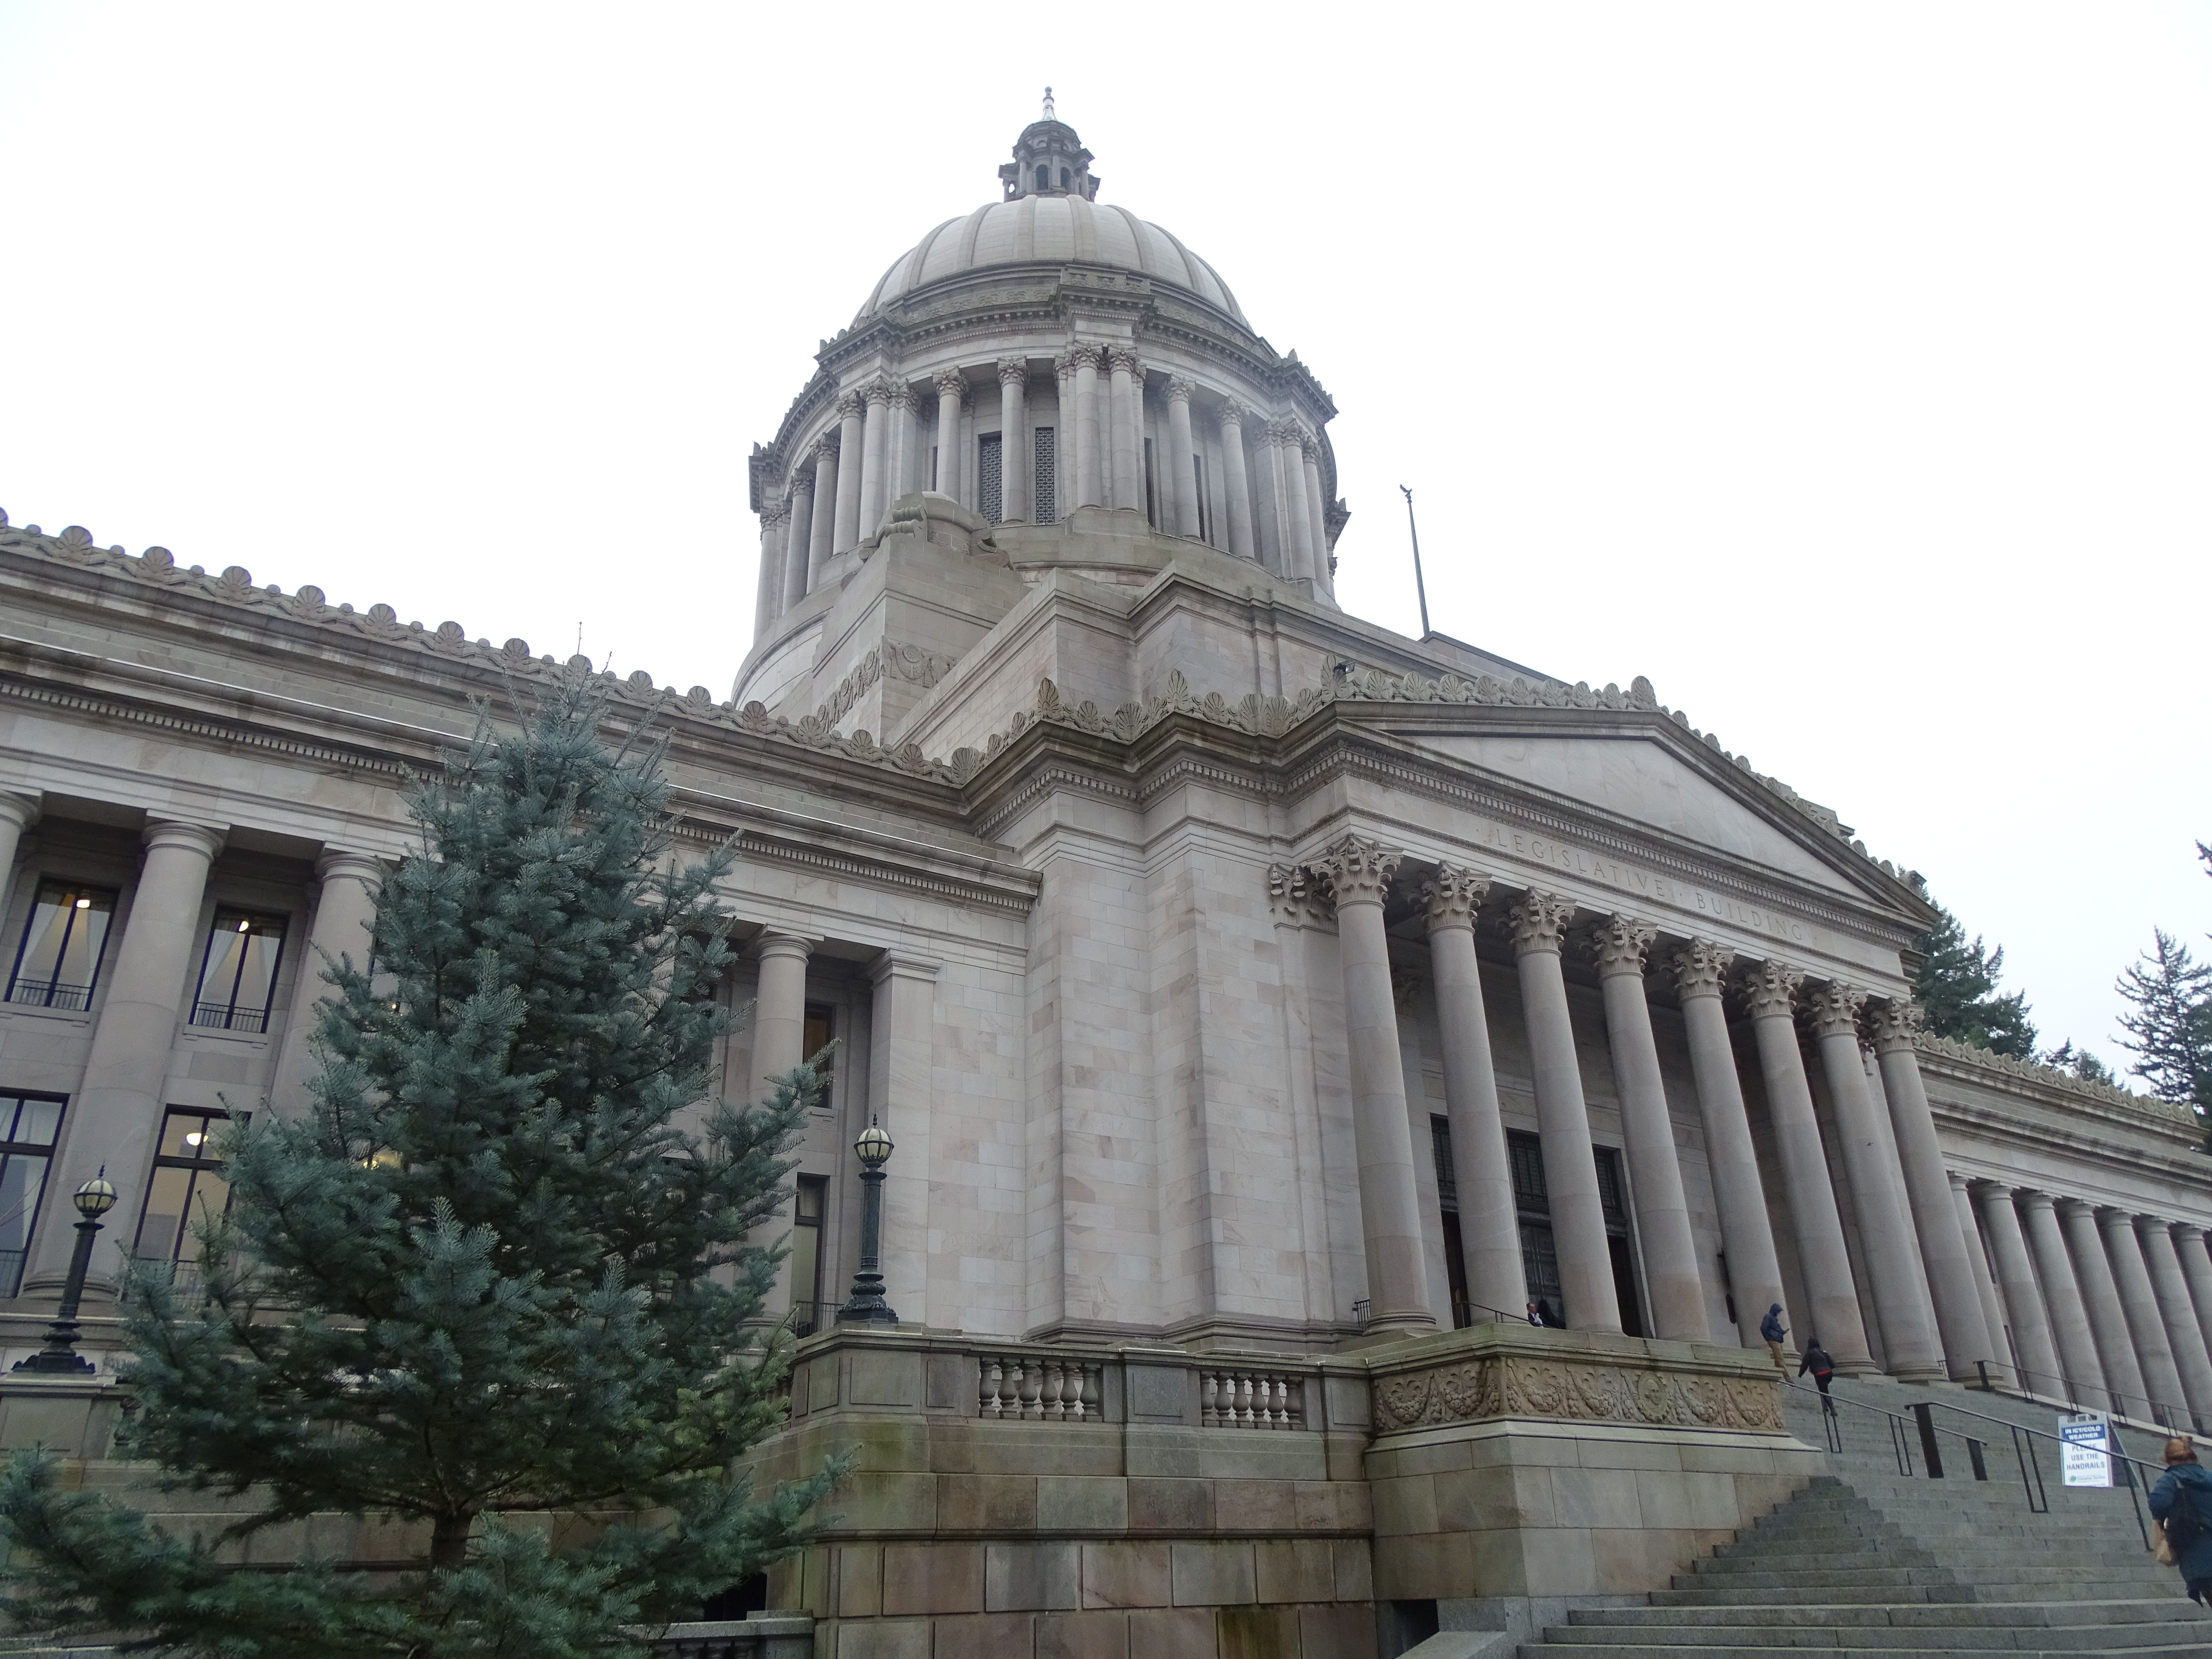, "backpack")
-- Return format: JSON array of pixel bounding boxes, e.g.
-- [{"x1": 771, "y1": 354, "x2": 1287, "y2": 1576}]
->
[{"x1": 2168, "y1": 1476, "x2": 2204, "y2": 1551}]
